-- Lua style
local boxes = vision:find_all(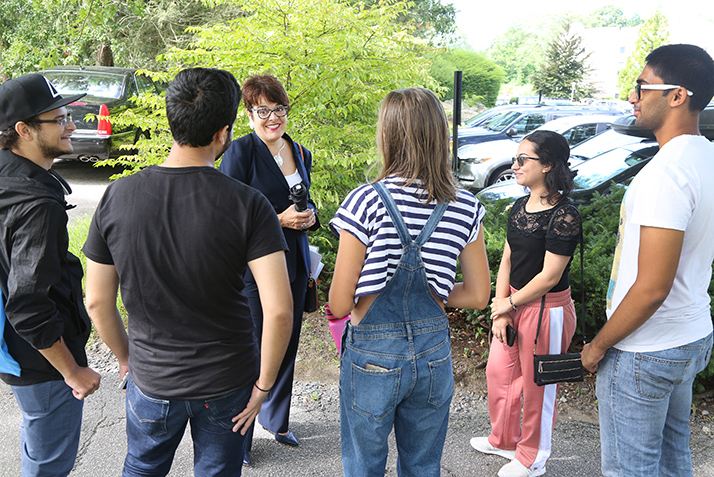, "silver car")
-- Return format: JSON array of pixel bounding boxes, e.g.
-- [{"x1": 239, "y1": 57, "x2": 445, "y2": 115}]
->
[{"x1": 457, "y1": 114, "x2": 622, "y2": 190}]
